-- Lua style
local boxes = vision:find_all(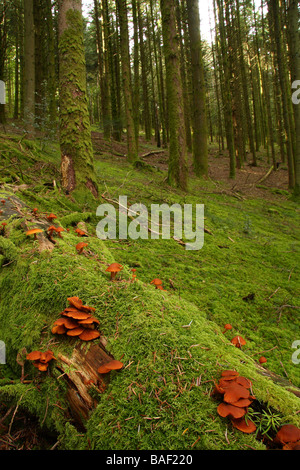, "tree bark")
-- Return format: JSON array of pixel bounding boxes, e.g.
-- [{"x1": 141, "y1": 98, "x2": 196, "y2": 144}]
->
[
  {"x1": 116, "y1": 0, "x2": 138, "y2": 162},
  {"x1": 23, "y1": 0, "x2": 35, "y2": 134},
  {"x1": 160, "y1": 0, "x2": 188, "y2": 190},
  {"x1": 186, "y1": 0, "x2": 208, "y2": 176},
  {"x1": 58, "y1": 0, "x2": 98, "y2": 197},
  {"x1": 287, "y1": 0, "x2": 300, "y2": 195}
]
